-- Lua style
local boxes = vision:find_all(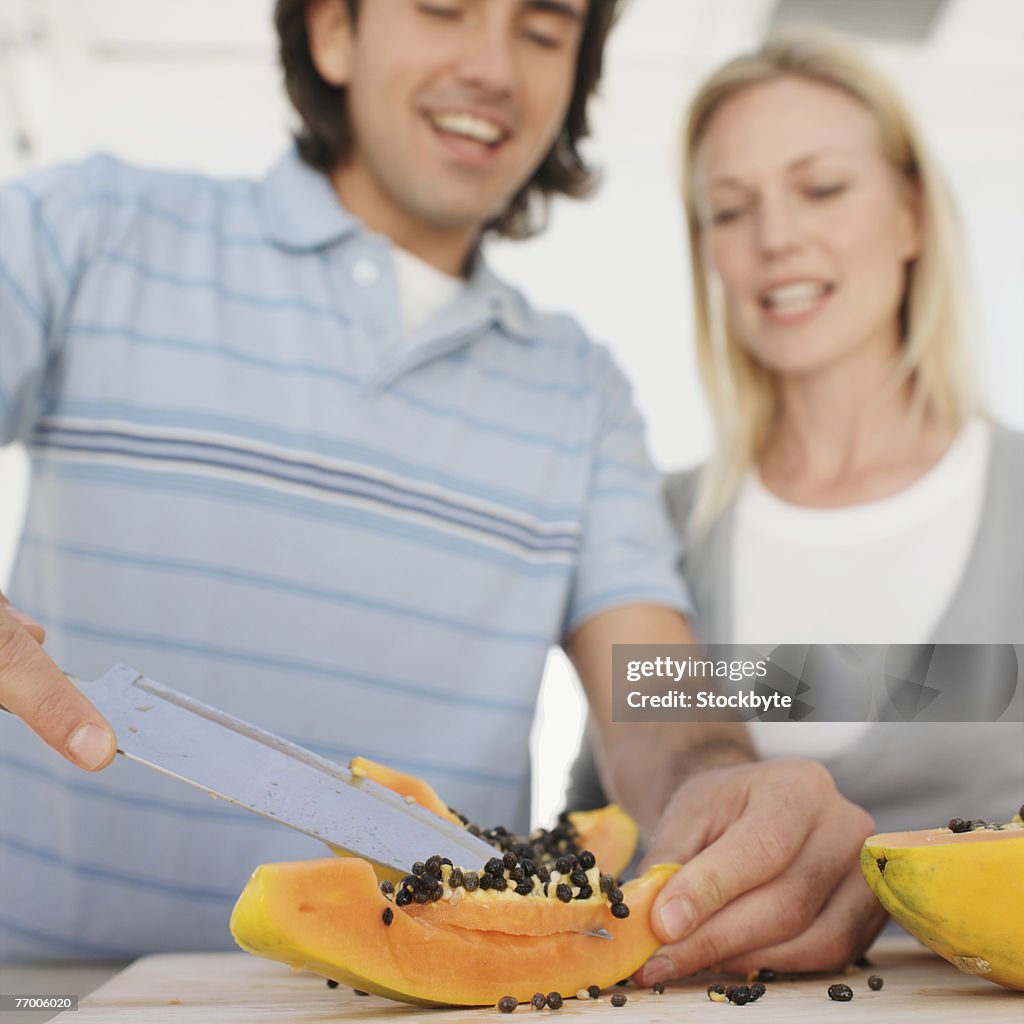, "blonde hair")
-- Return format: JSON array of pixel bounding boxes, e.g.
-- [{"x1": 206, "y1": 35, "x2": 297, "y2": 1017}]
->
[{"x1": 683, "y1": 30, "x2": 981, "y2": 530}]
